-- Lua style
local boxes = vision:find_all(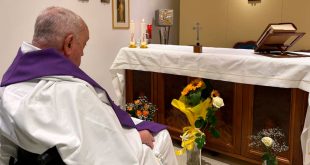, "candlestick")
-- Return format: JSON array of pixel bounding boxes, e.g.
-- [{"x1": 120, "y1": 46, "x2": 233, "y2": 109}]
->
[{"x1": 129, "y1": 33, "x2": 136, "y2": 48}]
